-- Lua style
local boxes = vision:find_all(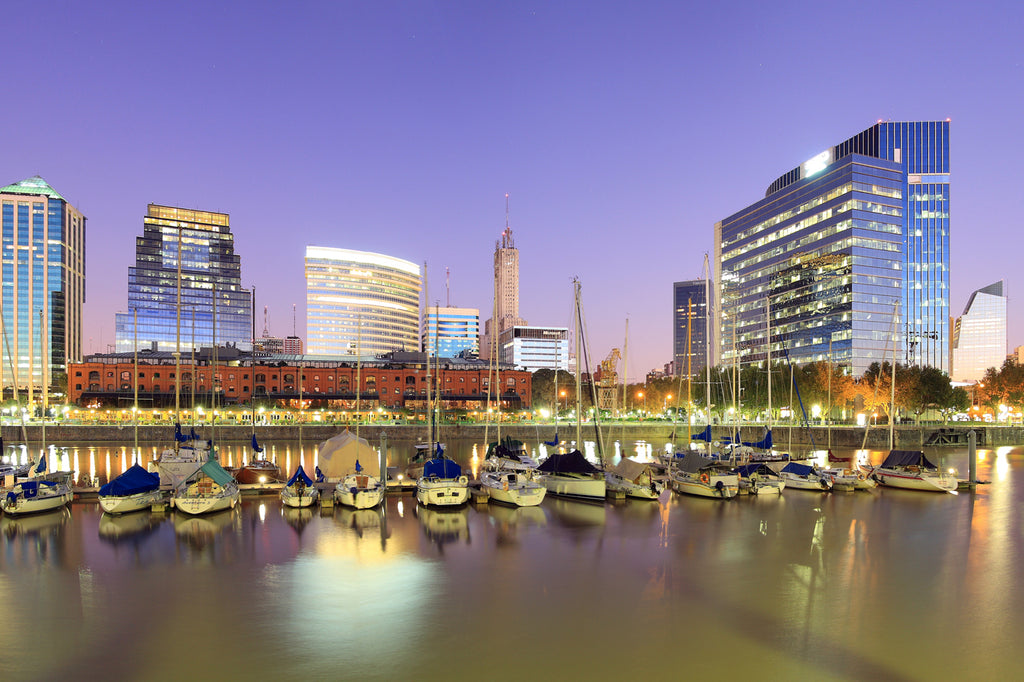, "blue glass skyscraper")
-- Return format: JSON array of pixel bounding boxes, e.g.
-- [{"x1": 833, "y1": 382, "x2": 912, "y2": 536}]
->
[
  {"x1": 715, "y1": 121, "x2": 950, "y2": 376},
  {"x1": 0, "y1": 176, "x2": 86, "y2": 396},
  {"x1": 115, "y1": 205, "x2": 252, "y2": 353}
]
